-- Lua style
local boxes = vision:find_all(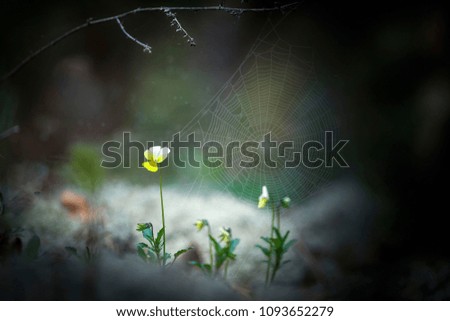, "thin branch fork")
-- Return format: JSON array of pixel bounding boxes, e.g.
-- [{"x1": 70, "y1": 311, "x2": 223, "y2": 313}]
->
[
  {"x1": 0, "y1": 2, "x2": 300, "y2": 83},
  {"x1": 115, "y1": 18, "x2": 152, "y2": 53}
]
